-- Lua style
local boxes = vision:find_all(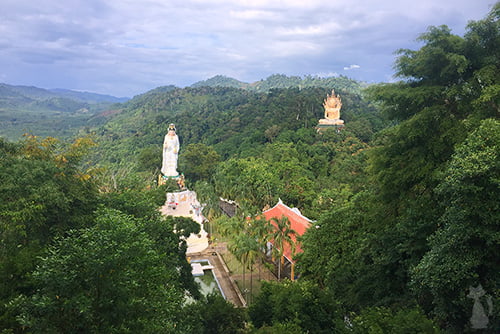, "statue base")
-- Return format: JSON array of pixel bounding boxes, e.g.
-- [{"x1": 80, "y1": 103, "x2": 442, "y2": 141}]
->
[
  {"x1": 158, "y1": 174, "x2": 179, "y2": 185},
  {"x1": 318, "y1": 118, "x2": 344, "y2": 125},
  {"x1": 316, "y1": 119, "x2": 345, "y2": 133},
  {"x1": 158, "y1": 174, "x2": 186, "y2": 190}
]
